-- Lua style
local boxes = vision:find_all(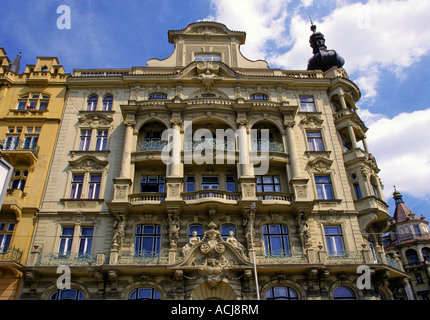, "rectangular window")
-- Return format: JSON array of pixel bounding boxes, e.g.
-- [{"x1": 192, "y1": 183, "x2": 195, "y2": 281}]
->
[
  {"x1": 95, "y1": 130, "x2": 108, "y2": 151},
  {"x1": 195, "y1": 53, "x2": 221, "y2": 62},
  {"x1": 226, "y1": 175, "x2": 235, "y2": 192},
  {"x1": 79, "y1": 130, "x2": 92, "y2": 151},
  {"x1": 141, "y1": 175, "x2": 165, "y2": 193},
  {"x1": 307, "y1": 131, "x2": 324, "y2": 151},
  {"x1": 202, "y1": 176, "x2": 219, "y2": 190},
  {"x1": 87, "y1": 174, "x2": 102, "y2": 199},
  {"x1": 256, "y1": 175, "x2": 281, "y2": 192},
  {"x1": 70, "y1": 174, "x2": 84, "y2": 199},
  {"x1": 134, "y1": 224, "x2": 161, "y2": 256},
  {"x1": 300, "y1": 96, "x2": 316, "y2": 112},
  {"x1": 17, "y1": 101, "x2": 27, "y2": 110},
  {"x1": 10, "y1": 170, "x2": 28, "y2": 191},
  {"x1": 263, "y1": 224, "x2": 290, "y2": 256},
  {"x1": 315, "y1": 175, "x2": 334, "y2": 199},
  {"x1": 78, "y1": 227, "x2": 93, "y2": 256},
  {"x1": 58, "y1": 227, "x2": 74, "y2": 256},
  {"x1": 4, "y1": 135, "x2": 19, "y2": 150},
  {"x1": 353, "y1": 183, "x2": 362, "y2": 200},
  {"x1": 23, "y1": 135, "x2": 38, "y2": 149},
  {"x1": 324, "y1": 225, "x2": 345, "y2": 256},
  {"x1": 371, "y1": 179, "x2": 379, "y2": 198},
  {"x1": 39, "y1": 100, "x2": 49, "y2": 110},
  {"x1": 0, "y1": 222, "x2": 15, "y2": 253},
  {"x1": 186, "y1": 176, "x2": 195, "y2": 192}
]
